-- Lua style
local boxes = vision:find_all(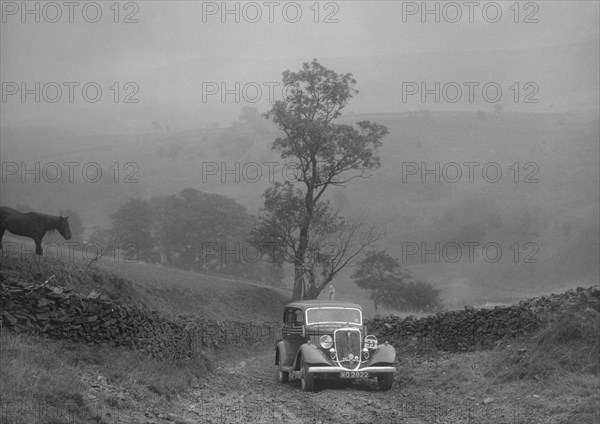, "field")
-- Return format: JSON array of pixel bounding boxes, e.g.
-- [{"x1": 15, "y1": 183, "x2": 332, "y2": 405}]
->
[
  {"x1": 1, "y1": 255, "x2": 598, "y2": 423},
  {"x1": 0, "y1": 240, "x2": 289, "y2": 322}
]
